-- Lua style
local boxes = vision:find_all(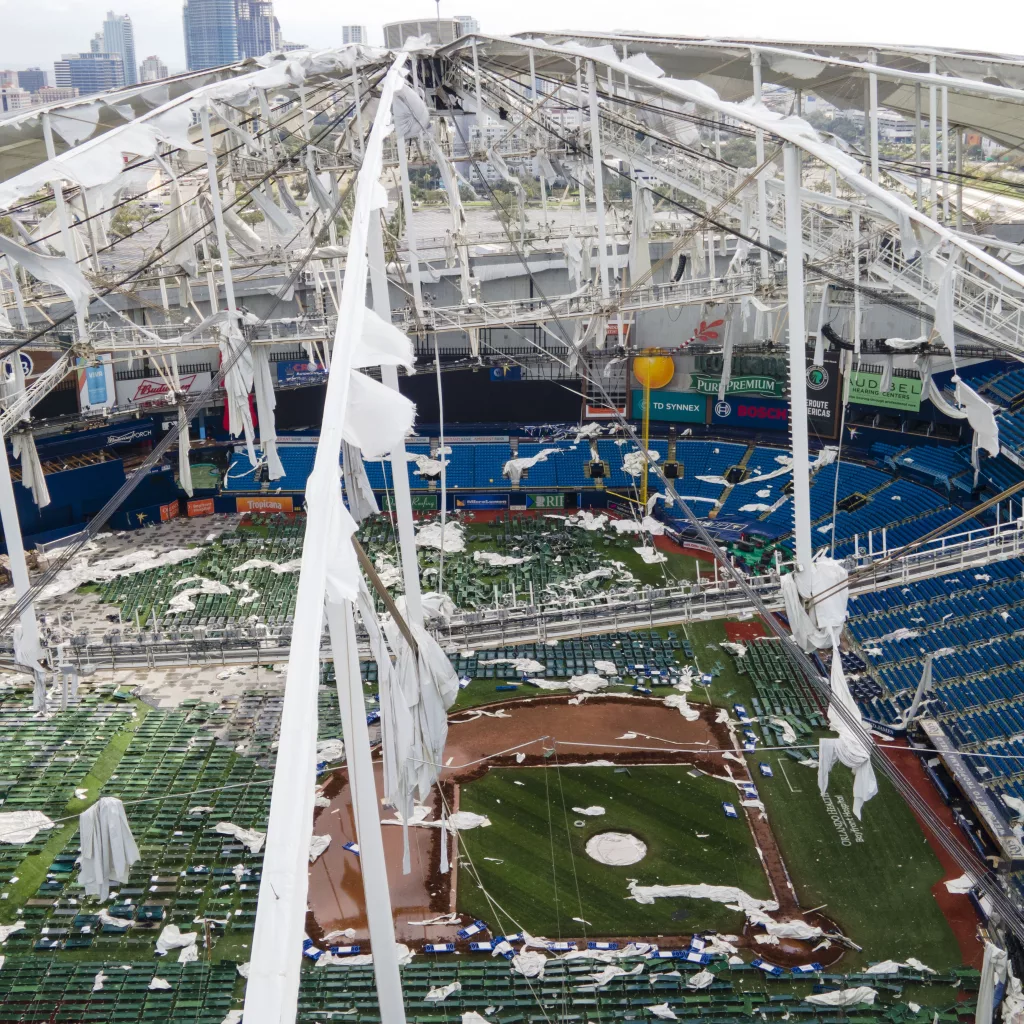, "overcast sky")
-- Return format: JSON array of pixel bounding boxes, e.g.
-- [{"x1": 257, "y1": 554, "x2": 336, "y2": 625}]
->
[{"x1": 0, "y1": 0, "x2": 1019, "y2": 77}]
